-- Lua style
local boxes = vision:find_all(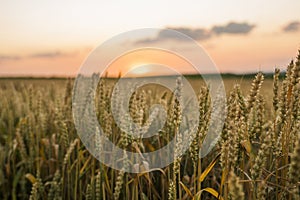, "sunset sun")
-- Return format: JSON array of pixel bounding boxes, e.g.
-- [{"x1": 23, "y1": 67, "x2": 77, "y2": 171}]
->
[{"x1": 128, "y1": 63, "x2": 152, "y2": 75}]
